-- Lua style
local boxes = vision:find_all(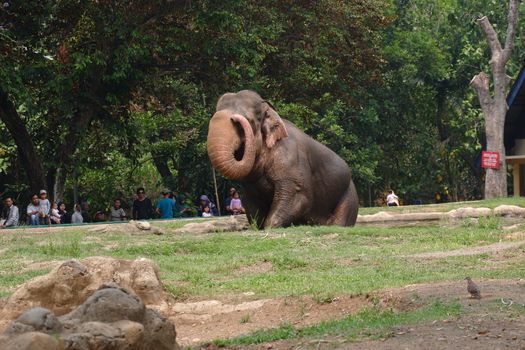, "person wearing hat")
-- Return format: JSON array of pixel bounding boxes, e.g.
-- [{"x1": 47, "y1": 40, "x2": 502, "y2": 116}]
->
[
  {"x1": 156, "y1": 189, "x2": 176, "y2": 219},
  {"x1": 224, "y1": 187, "x2": 237, "y2": 215},
  {"x1": 38, "y1": 189, "x2": 51, "y2": 224}
]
